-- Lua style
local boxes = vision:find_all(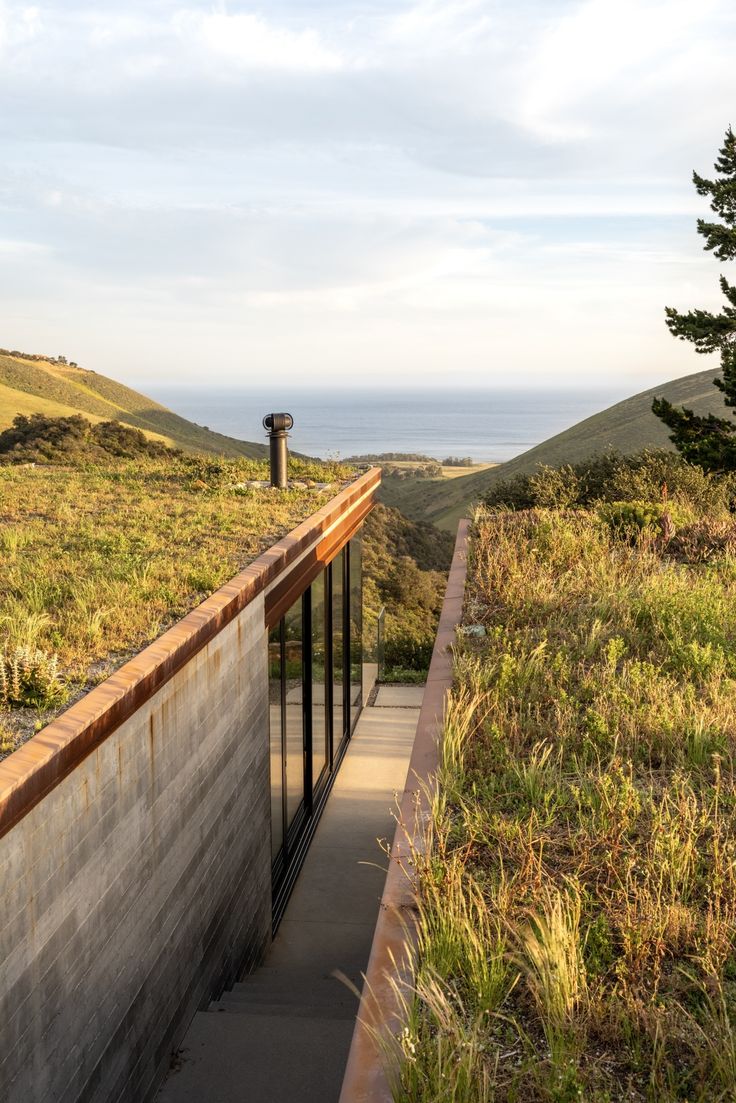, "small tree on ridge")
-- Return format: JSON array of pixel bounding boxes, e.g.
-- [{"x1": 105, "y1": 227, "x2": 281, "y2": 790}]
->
[{"x1": 652, "y1": 126, "x2": 736, "y2": 469}]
